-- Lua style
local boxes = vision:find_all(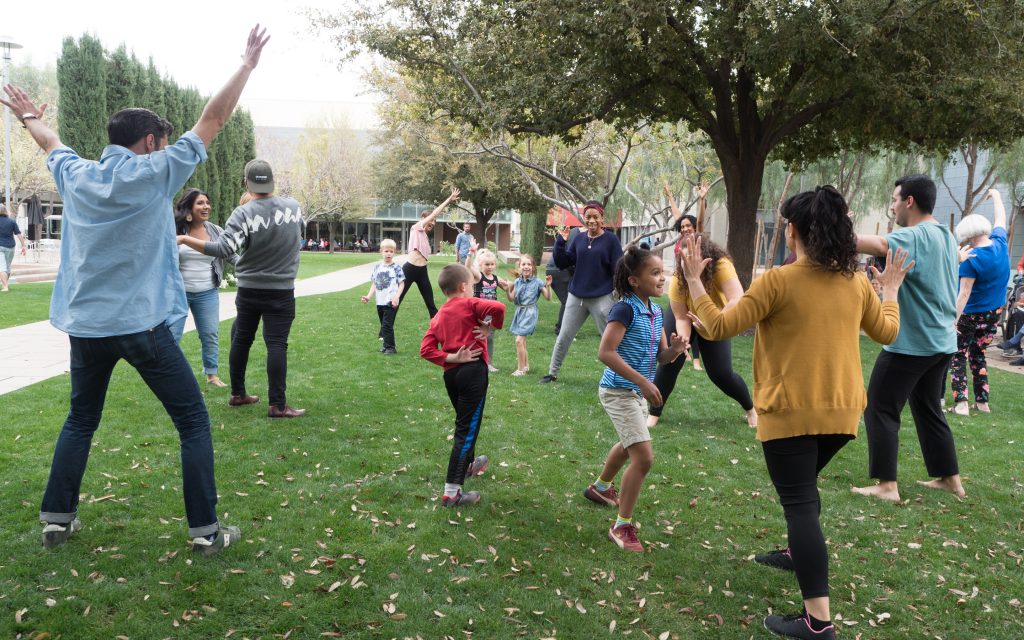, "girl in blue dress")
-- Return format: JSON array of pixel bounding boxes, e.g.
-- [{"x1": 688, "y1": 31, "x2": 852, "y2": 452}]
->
[{"x1": 507, "y1": 254, "x2": 552, "y2": 376}]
